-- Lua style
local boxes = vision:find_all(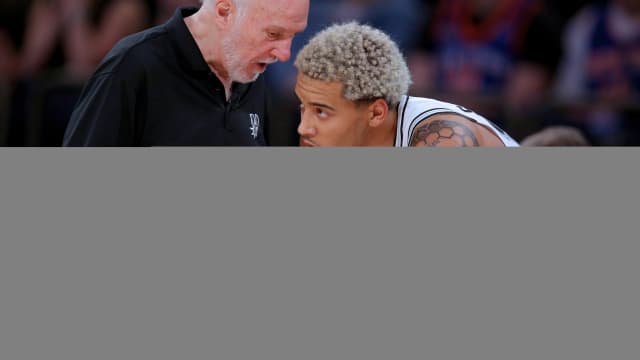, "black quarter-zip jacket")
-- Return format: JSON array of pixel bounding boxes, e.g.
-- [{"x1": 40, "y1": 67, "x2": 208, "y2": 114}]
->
[{"x1": 63, "y1": 7, "x2": 272, "y2": 146}]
